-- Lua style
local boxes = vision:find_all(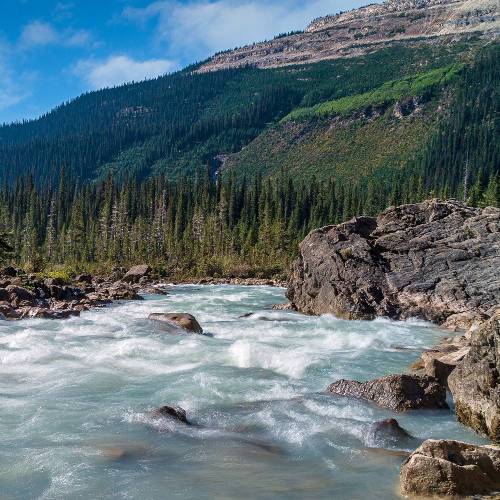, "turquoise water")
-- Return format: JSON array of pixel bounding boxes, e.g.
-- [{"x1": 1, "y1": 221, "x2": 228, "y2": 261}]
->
[{"x1": 0, "y1": 285, "x2": 487, "y2": 499}]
